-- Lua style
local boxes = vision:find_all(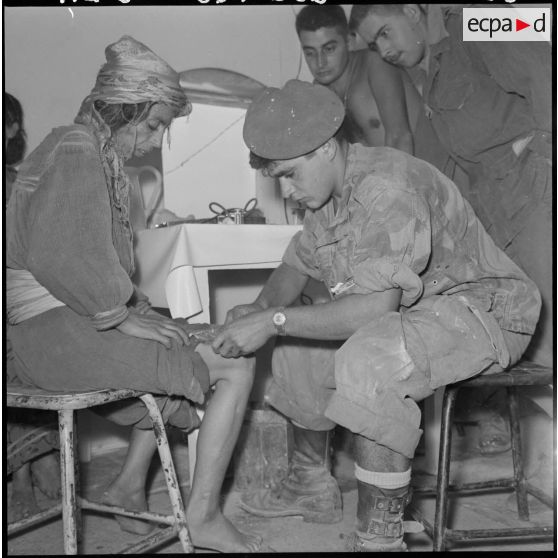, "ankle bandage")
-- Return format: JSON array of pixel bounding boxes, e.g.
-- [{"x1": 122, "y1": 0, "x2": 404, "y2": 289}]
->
[{"x1": 354, "y1": 464, "x2": 411, "y2": 489}]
